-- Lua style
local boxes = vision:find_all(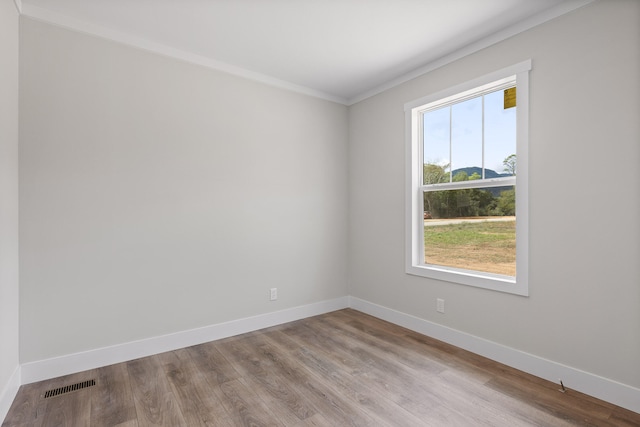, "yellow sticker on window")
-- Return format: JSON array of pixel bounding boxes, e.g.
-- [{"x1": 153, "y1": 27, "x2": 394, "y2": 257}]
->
[{"x1": 504, "y1": 87, "x2": 516, "y2": 109}]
